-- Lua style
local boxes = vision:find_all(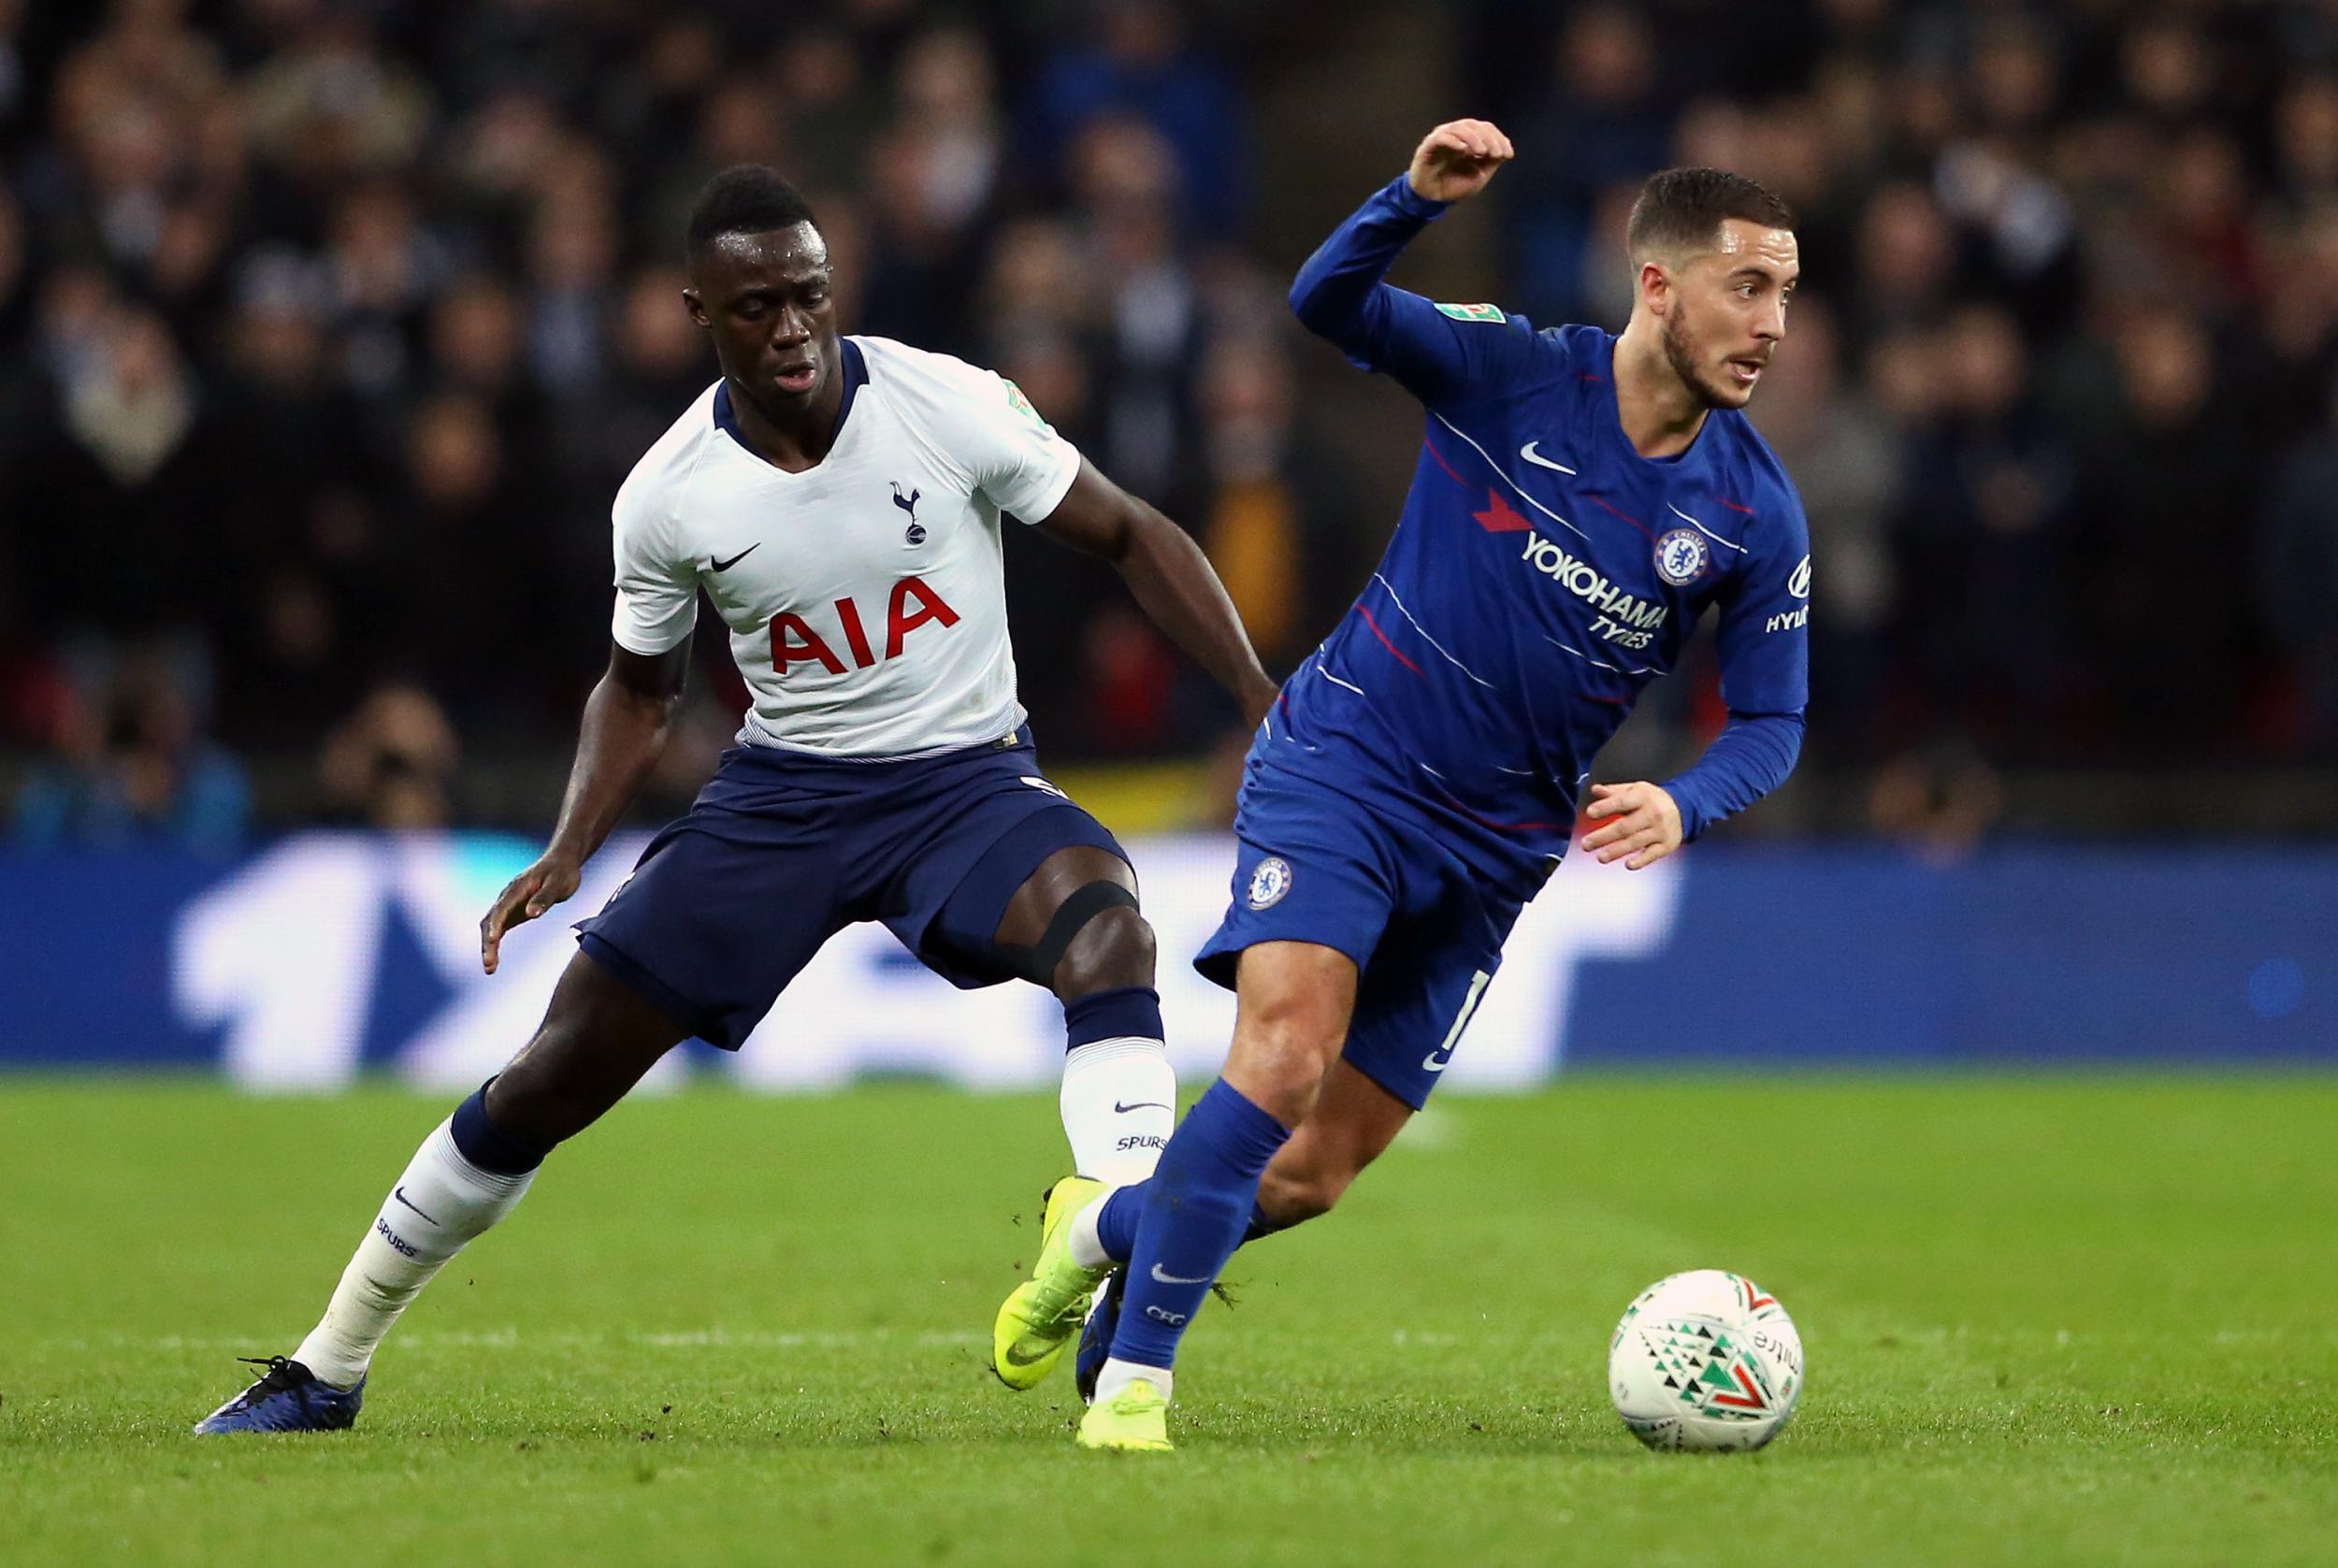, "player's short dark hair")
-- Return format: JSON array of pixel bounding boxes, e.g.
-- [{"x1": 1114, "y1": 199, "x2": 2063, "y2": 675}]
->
[
  {"x1": 686, "y1": 165, "x2": 820, "y2": 263},
  {"x1": 1626, "y1": 168, "x2": 1794, "y2": 261}
]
